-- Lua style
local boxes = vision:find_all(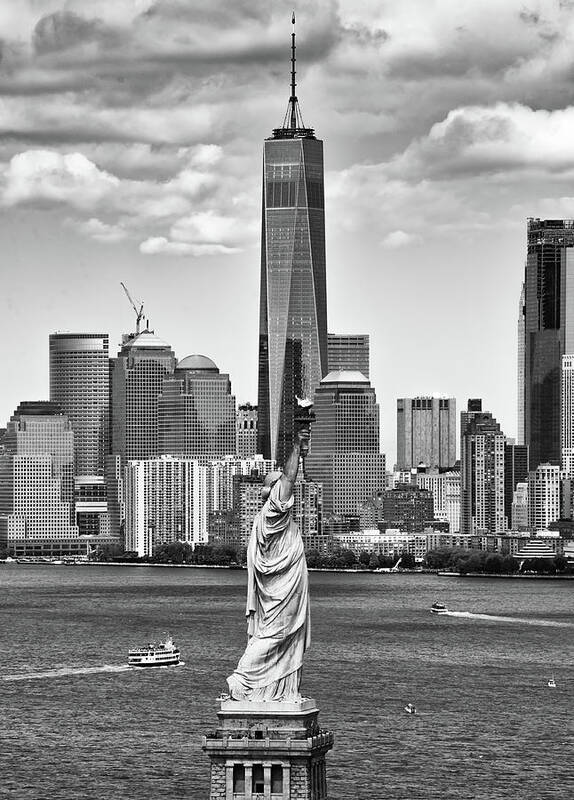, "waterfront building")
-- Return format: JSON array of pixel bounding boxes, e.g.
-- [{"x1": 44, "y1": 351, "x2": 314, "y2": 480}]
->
[
  {"x1": 256, "y1": 40, "x2": 328, "y2": 469},
  {"x1": 110, "y1": 328, "x2": 176, "y2": 463},
  {"x1": 305, "y1": 371, "x2": 385, "y2": 518},
  {"x1": 504, "y1": 442, "x2": 529, "y2": 530},
  {"x1": 522, "y1": 219, "x2": 574, "y2": 469},
  {"x1": 124, "y1": 456, "x2": 207, "y2": 557},
  {"x1": 396, "y1": 396, "x2": 456, "y2": 470},
  {"x1": 527, "y1": 463, "x2": 561, "y2": 532},
  {"x1": 381, "y1": 483, "x2": 435, "y2": 533},
  {"x1": 460, "y1": 407, "x2": 506, "y2": 535},
  {"x1": 0, "y1": 402, "x2": 79, "y2": 554},
  {"x1": 327, "y1": 333, "x2": 369, "y2": 378},
  {"x1": 158, "y1": 354, "x2": 236, "y2": 461},
  {"x1": 236, "y1": 403, "x2": 258, "y2": 458}
]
